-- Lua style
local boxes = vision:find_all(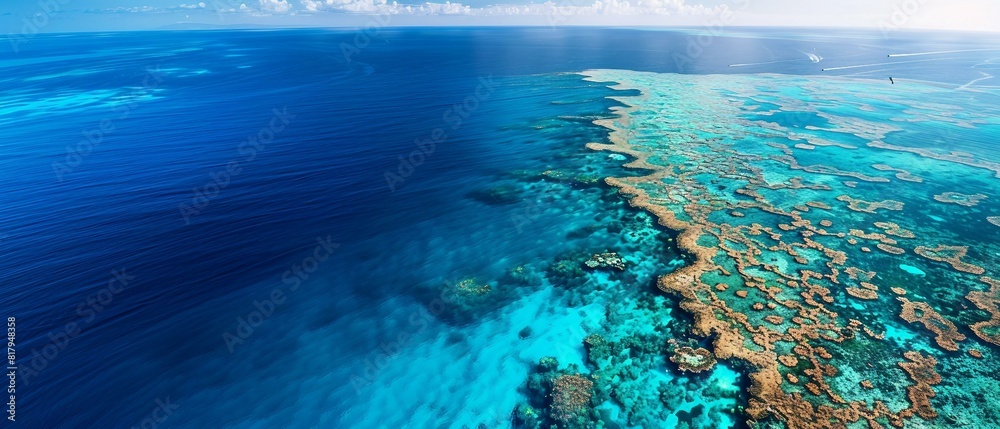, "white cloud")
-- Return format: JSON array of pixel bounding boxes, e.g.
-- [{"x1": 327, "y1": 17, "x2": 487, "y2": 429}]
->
[
  {"x1": 91, "y1": 5, "x2": 166, "y2": 13},
  {"x1": 297, "y1": 0, "x2": 724, "y2": 15},
  {"x1": 260, "y1": 0, "x2": 294, "y2": 13}
]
